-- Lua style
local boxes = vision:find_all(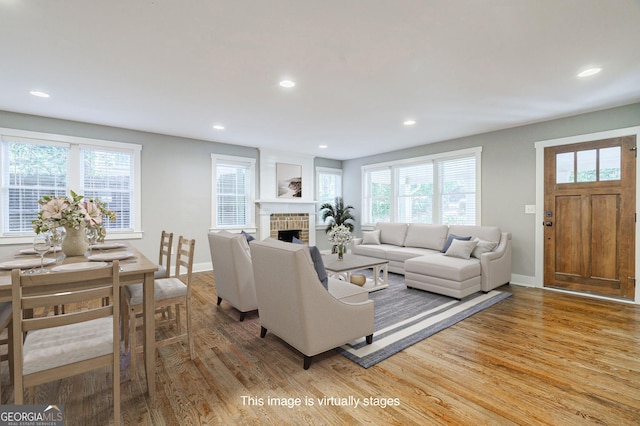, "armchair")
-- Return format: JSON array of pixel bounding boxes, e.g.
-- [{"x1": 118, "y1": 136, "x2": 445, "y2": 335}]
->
[
  {"x1": 208, "y1": 231, "x2": 258, "y2": 321},
  {"x1": 250, "y1": 239, "x2": 374, "y2": 369}
]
